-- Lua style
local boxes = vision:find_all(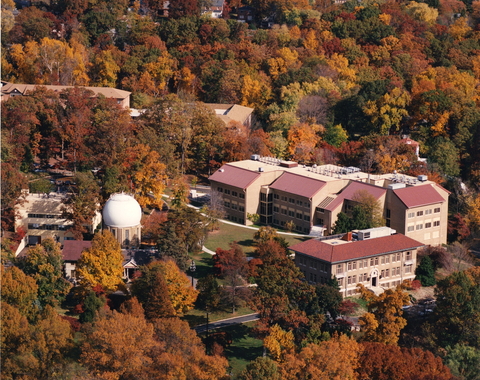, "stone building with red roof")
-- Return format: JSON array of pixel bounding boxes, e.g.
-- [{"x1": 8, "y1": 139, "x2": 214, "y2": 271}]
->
[
  {"x1": 209, "y1": 156, "x2": 449, "y2": 245},
  {"x1": 290, "y1": 227, "x2": 424, "y2": 297}
]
